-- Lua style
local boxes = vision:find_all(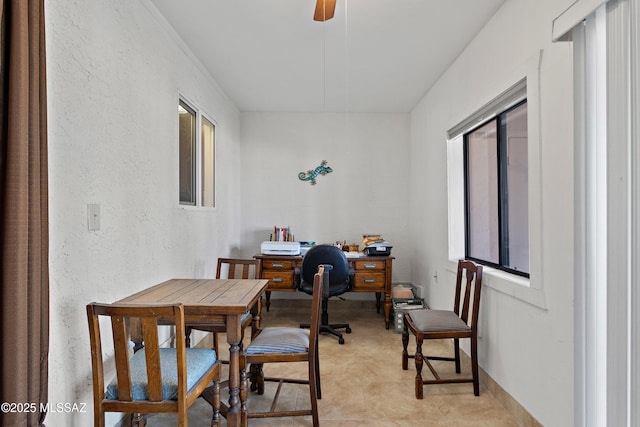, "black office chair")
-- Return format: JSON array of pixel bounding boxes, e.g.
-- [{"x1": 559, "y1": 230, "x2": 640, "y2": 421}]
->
[{"x1": 298, "y1": 244, "x2": 353, "y2": 344}]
